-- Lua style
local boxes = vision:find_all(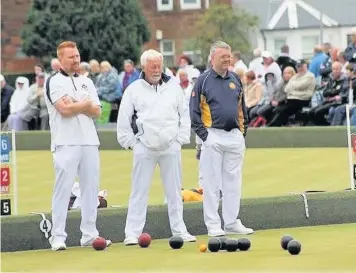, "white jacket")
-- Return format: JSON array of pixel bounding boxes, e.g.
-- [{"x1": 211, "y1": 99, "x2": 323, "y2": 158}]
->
[{"x1": 117, "y1": 75, "x2": 191, "y2": 151}]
